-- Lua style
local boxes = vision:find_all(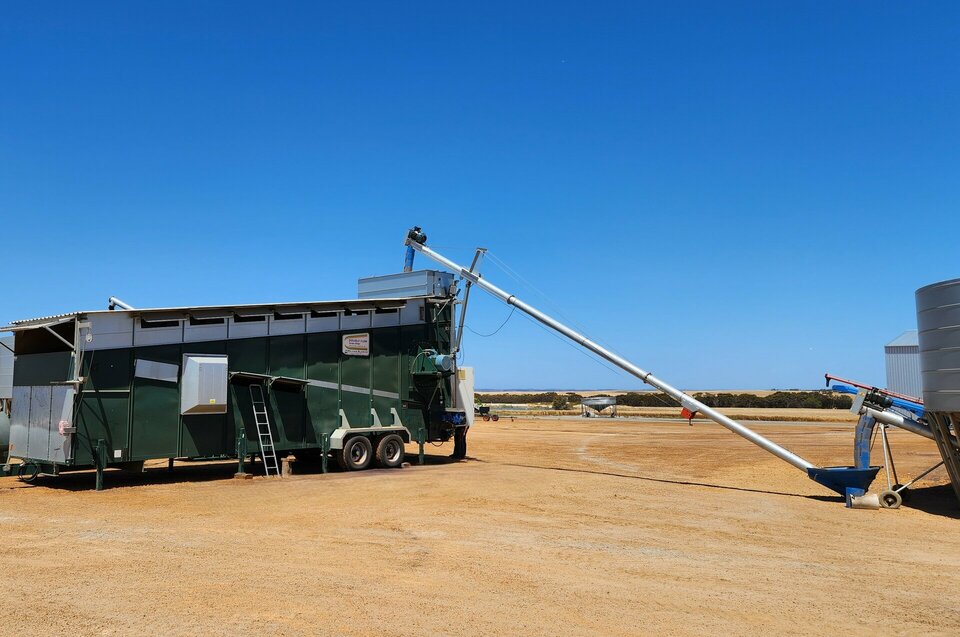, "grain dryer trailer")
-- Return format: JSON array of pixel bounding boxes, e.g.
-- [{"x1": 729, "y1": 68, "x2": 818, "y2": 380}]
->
[{"x1": 1, "y1": 289, "x2": 472, "y2": 488}]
